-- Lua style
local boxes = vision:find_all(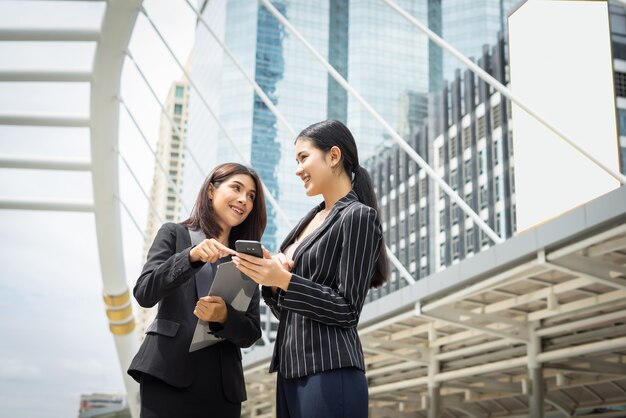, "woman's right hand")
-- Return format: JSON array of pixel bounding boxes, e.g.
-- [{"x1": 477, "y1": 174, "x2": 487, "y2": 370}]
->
[
  {"x1": 268, "y1": 252, "x2": 293, "y2": 295},
  {"x1": 189, "y1": 238, "x2": 236, "y2": 264},
  {"x1": 273, "y1": 252, "x2": 294, "y2": 272}
]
